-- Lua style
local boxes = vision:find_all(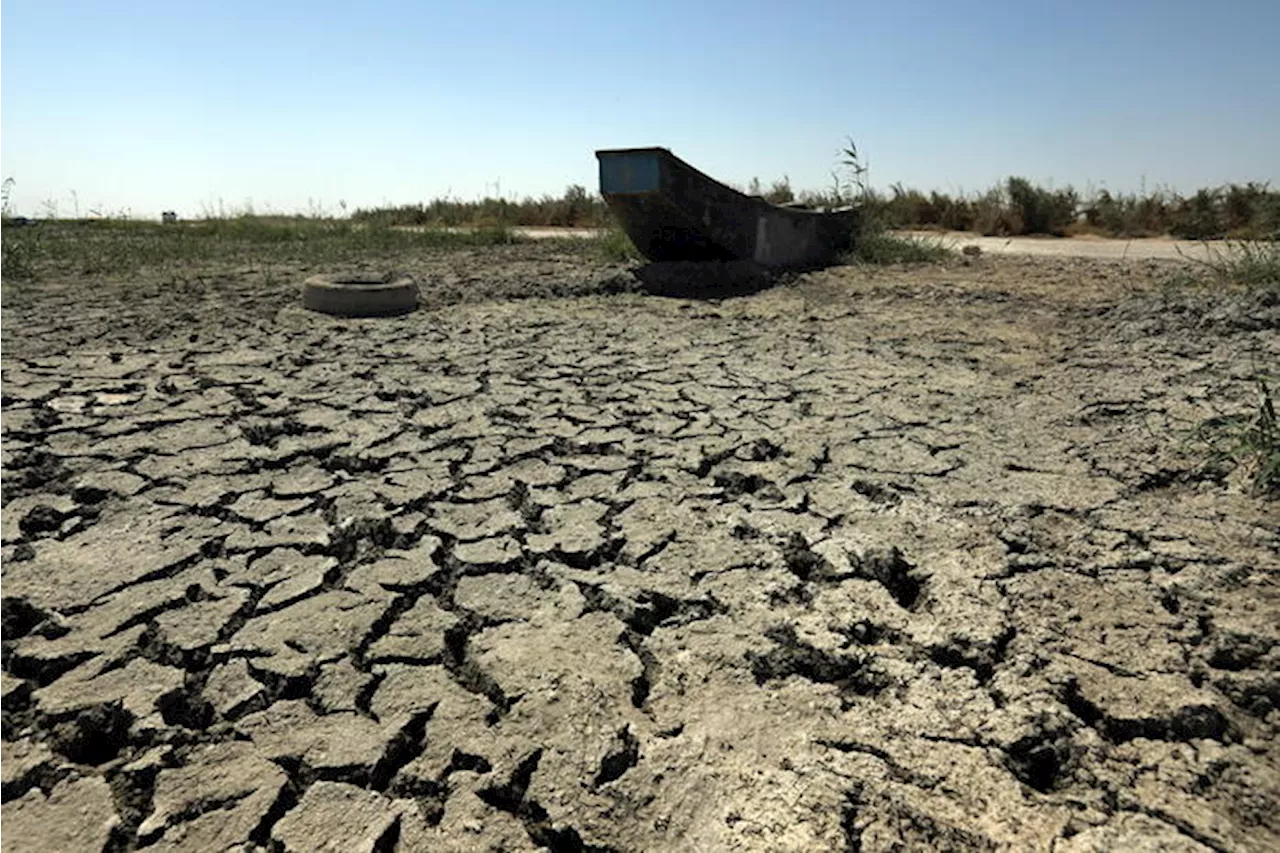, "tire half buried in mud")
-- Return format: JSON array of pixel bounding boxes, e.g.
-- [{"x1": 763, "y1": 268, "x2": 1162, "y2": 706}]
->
[{"x1": 302, "y1": 274, "x2": 418, "y2": 317}]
